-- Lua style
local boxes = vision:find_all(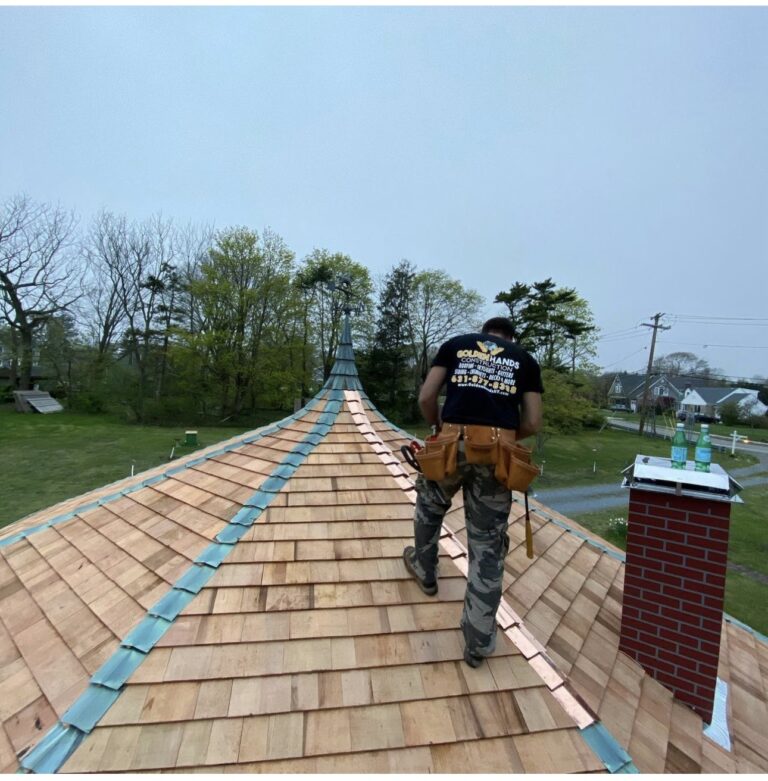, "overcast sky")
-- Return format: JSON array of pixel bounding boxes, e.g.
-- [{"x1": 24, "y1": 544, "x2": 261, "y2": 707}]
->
[{"x1": 2, "y1": 6, "x2": 766, "y2": 381}]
